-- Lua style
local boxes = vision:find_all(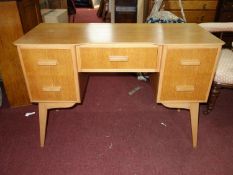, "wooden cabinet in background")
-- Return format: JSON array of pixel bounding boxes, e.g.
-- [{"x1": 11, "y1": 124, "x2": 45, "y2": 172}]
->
[
  {"x1": 115, "y1": 0, "x2": 138, "y2": 23},
  {"x1": 164, "y1": 0, "x2": 218, "y2": 23},
  {"x1": 146, "y1": 0, "x2": 219, "y2": 23},
  {"x1": 111, "y1": 0, "x2": 146, "y2": 23},
  {"x1": 215, "y1": 0, "x2": 233, "y2": 48},
  {"x1": 0, "y1": 0, "x2": 42, "y2": 107},
  {"x1": 215, "y1": 0, "x2": 233, "y2": 22},
  {"x1": 47, "y1": 0, "x2": 67, "y2": 9},
  {"x1": 17, "y1": 0, "x2": 42, "y2": 33}
]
